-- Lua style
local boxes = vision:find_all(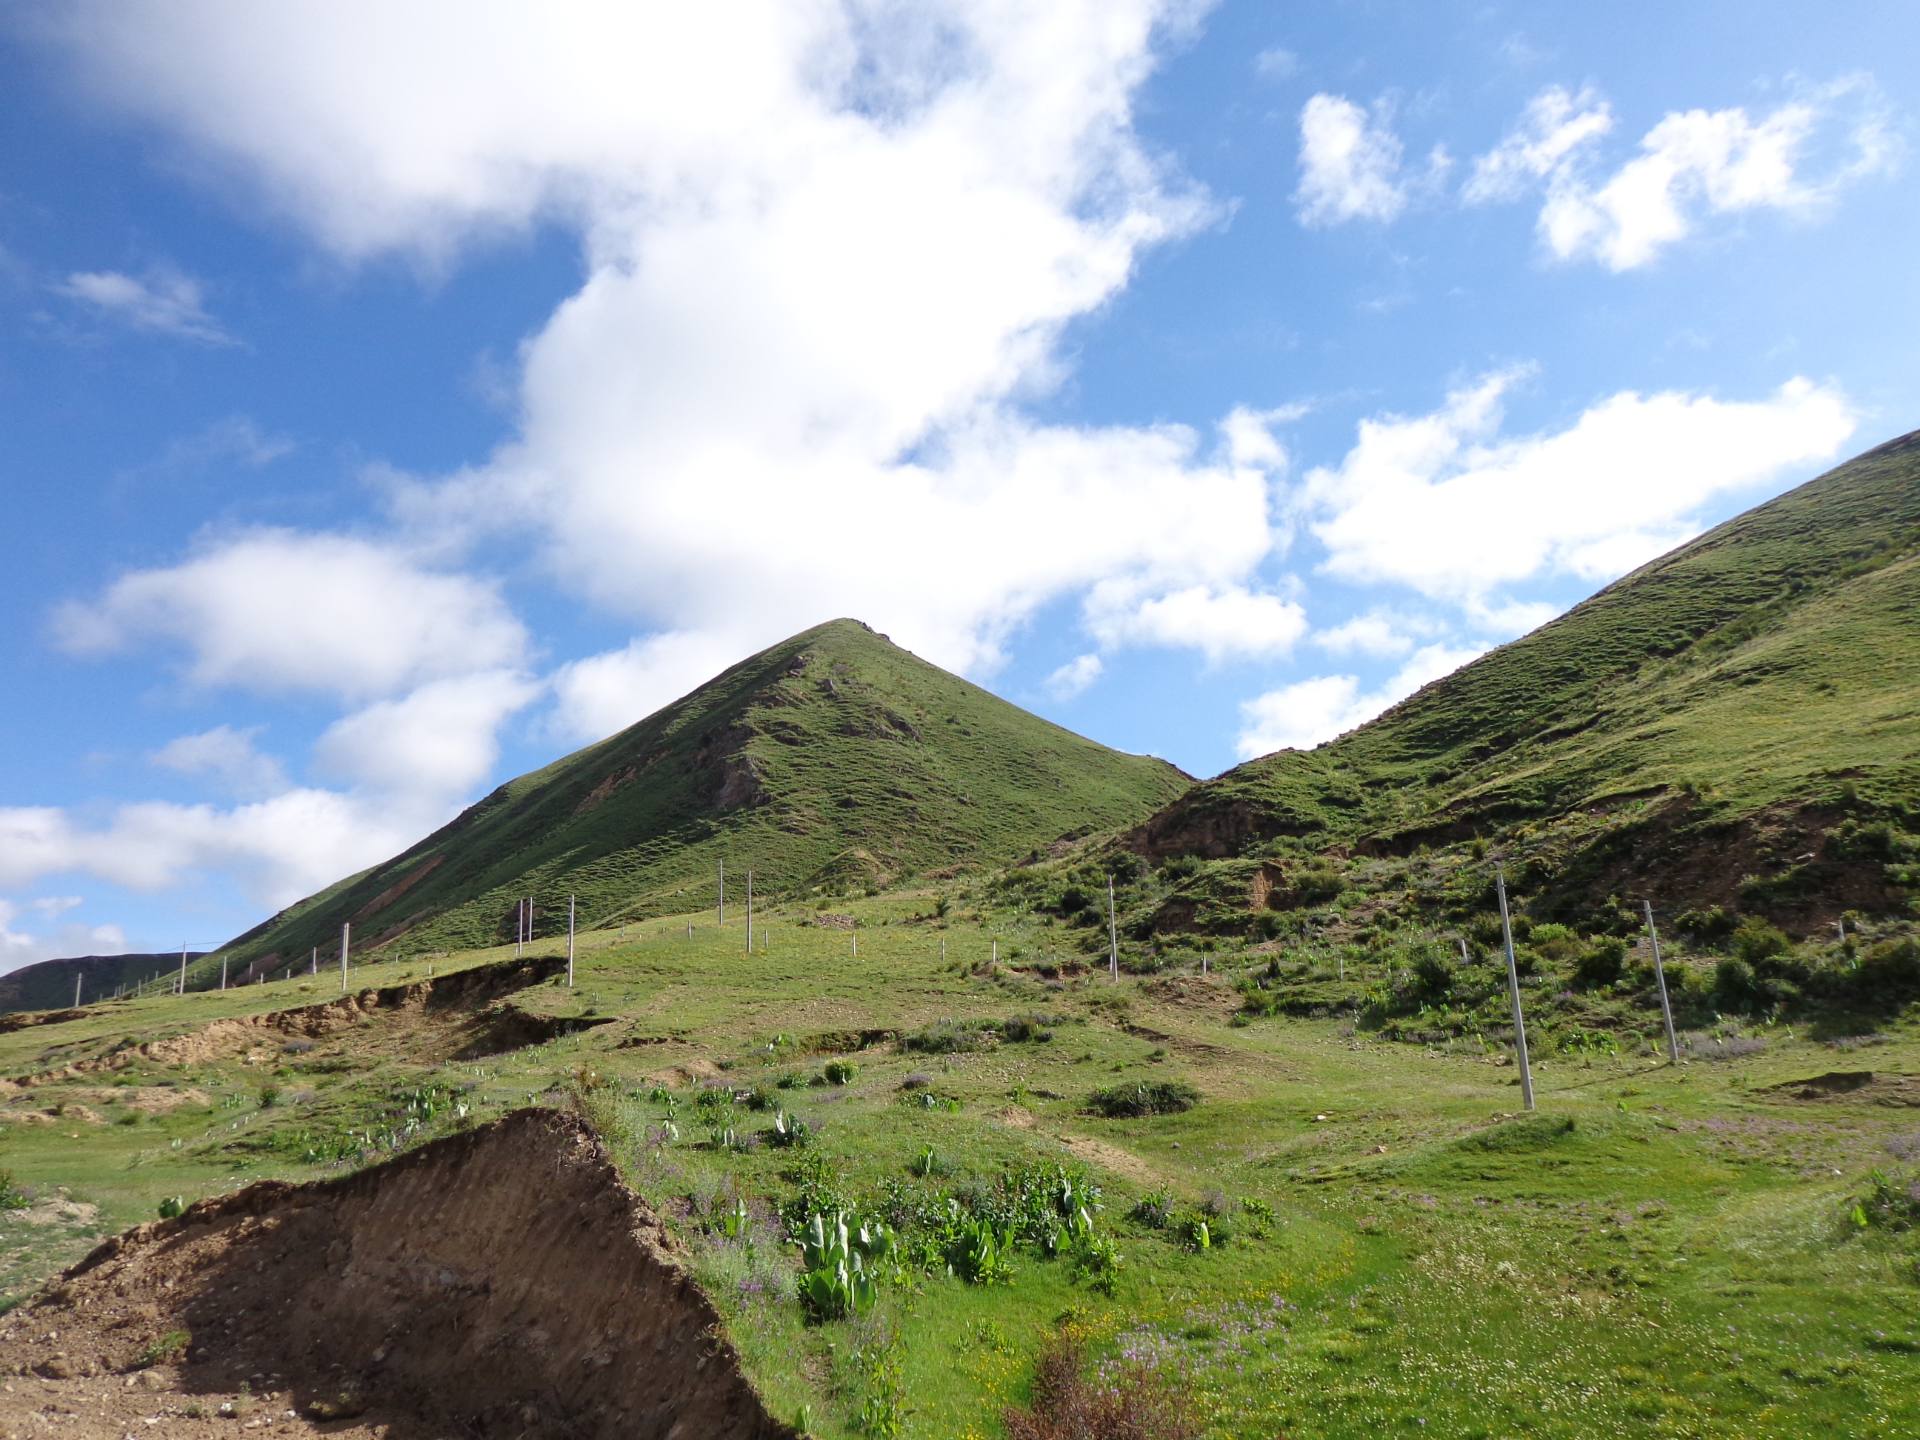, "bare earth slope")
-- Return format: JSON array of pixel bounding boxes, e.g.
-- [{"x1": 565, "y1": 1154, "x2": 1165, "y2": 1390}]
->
[{"x1": 0, "y1": 1108, "x2": 796, "y2": 1440}]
